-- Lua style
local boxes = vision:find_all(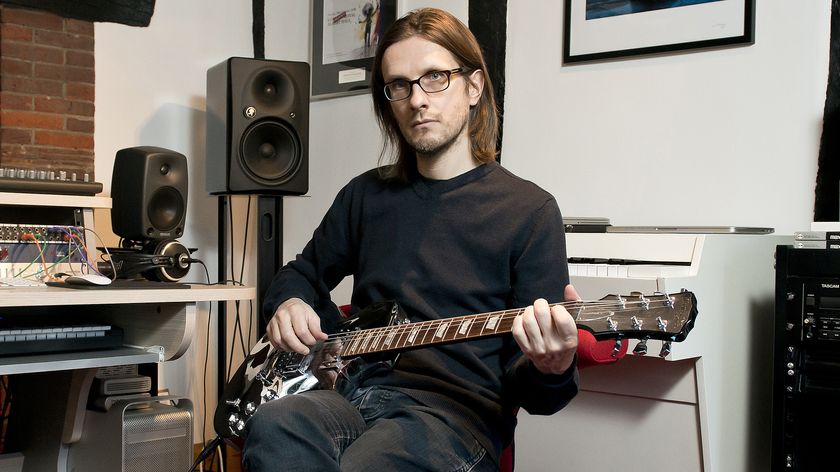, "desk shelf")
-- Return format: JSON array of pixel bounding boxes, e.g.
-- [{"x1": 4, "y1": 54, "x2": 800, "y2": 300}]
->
[
  {"x1": 0, "y1": 191, "x2": 111, "y2": 209},
  {"x1": 0, "y1": 347, "x2": 160, "y2": 375},
  {"x1": 0, "y1": 284, "x2": 254, "y2": 307},
  {"x1": 0, "y1": 284, "x2": 256, "y2": 374}
]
